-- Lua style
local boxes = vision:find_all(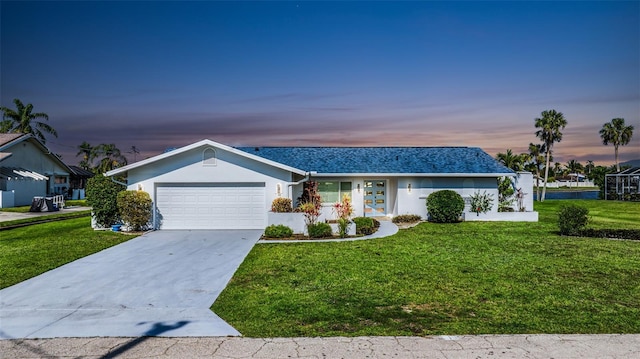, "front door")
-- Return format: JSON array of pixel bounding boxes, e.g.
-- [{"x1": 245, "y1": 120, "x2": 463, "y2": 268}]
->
[{"x1": 363, "y1": 180, "x2": 386, "y2": 217}]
